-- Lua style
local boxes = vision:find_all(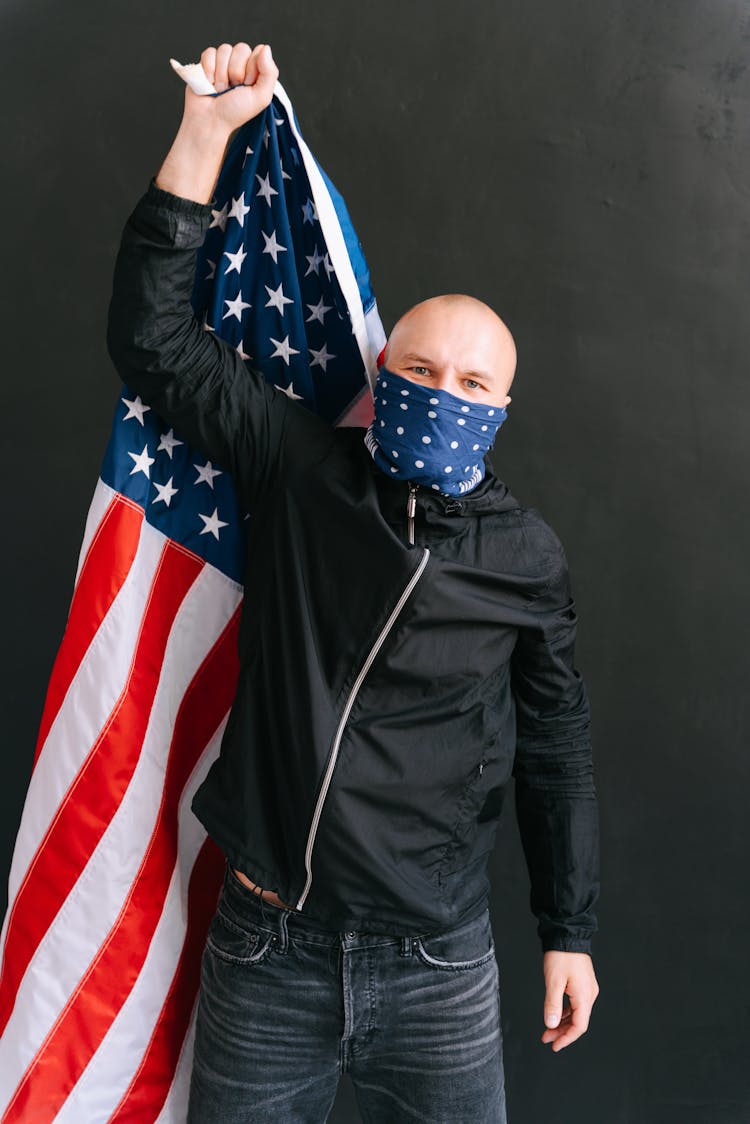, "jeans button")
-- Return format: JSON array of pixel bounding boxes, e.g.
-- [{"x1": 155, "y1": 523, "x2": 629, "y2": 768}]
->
[{"x1": 346, "y1": 930, "x2": 357, "y2": 938}]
